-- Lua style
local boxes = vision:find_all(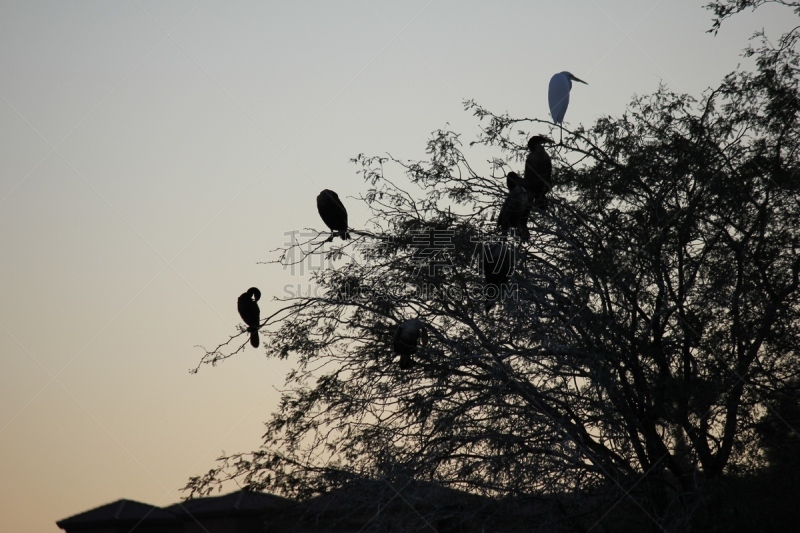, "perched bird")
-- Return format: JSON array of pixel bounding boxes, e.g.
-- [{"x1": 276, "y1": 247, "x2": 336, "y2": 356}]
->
[
  {"x1": 483, "y1": 243, "x2": 514, "y2": 312},
  {"x1": 237, "y1": 287, "x2": 261, "y2": 348},
  {"x1": 524, "y1": 136, "x2": 554, "y2": 212},
  {"x1": 506, "y1": 171, "x2": 525, "y2": 192},
  {"x1": 498, "y1": 185, "x2": 530, "y2": 241},
  {"x1": 548, "y1": 71, "x2": 587, "y2": 125},
  {"x1": 316, "y1": 189, "x2": 350, "y2": 242},
  {"x1": 393, "y1": 318, "x2": 428, "y2": 369}
]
